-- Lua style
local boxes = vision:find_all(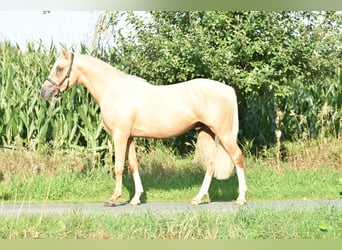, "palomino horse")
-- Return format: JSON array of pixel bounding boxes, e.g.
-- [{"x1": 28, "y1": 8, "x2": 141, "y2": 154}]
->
[{"x1": 41, "y1": 49, "x2": 248, "y2": 206}]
